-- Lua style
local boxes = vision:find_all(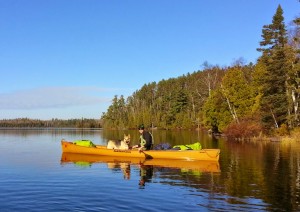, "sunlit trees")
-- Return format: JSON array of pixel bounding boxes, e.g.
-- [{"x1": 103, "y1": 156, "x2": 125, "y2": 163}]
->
[
  {"x1": 286, "y1": 15, "x2": 300, "y2": 127},
  {"x1": 203, "y1": 64, "x2": 259, "y2": 134},
  {"x1": 203, "y1": 88, "x2": 231, "y2": 132},
  {"x1": 102, "y1": 95, "x2": 127, "y2": 129},
  {"x1": 221, "y1": 66, "x2": 257, "y2": 123},
  {"x1": 256, "y1": 5, "x2": 290, "y2": 129},
  {"x1": 101, "y1": 4, "x2": 300, "y2": 137}
]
